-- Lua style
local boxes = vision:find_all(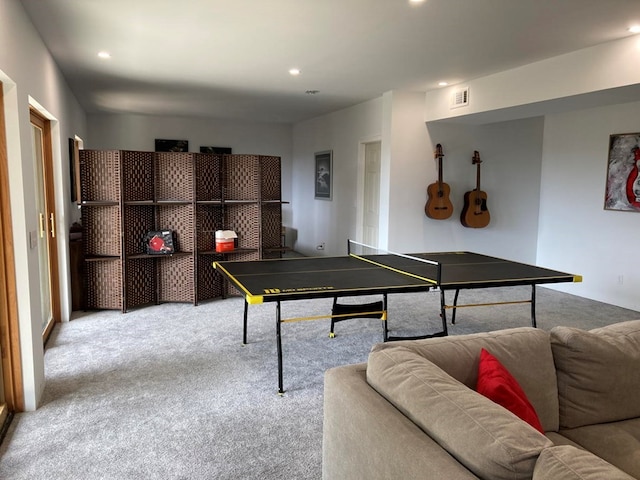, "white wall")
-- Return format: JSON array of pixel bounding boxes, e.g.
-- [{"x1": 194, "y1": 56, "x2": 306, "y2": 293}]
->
[
  {"x1": 87, "y1": 113, "x2": 293, "y2": 225},
  {"x1": 0, "y1": 0, "x2": 87, "y2": 410},
  {"x1": 424, "y1": 118, "x2": 545, "y2": 263},
  {"x1": 425, "y1": 34, "x2": 640, "y2": 125},
  {"x1": 383, "y1": 91, "x2": 431, "y2": 252},
  {"x1": 538, "y1": 101, "x2": 640, "y2": 311},
  {"x1": 291, "y1": 90, "x2": 545, "y2": 264},
  {"x1": 292, "y1": 98, "x2": 383, "y2": 256}
]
